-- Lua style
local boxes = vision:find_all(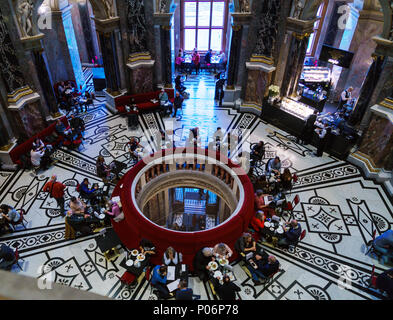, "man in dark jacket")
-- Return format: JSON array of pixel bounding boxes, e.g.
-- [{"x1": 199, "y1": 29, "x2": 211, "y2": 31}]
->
[
  {"x1": 173, "y1": 92, "x2": 184, "y2": 118},
  {"x1": 193, "y1": 247, "x2": 213, "y2": 281},
  {"x1": 278, "y1": 220, "x2": 302, "y2": 247},
  {"x1": 69, "y1": 114, "x2": 85, "y2": 135},
  {"x1": 212, "y1": 275, "x2": 241, "y2": 300},
  {"x1": 376, "y1": 268, "x2": 393, "y2": 300},
  {"x1": 175, "y1": 280, "x2": 201, "y2": 300},
  {"x1": 0, "y1": 244, "x2": 15, "y2": 270},
  {"x1": 297, "y1": 110, "x2": 318, "y2": 145},
  {"x1": 247, "y1": 254, "x2": 279, "y2": 285}
]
